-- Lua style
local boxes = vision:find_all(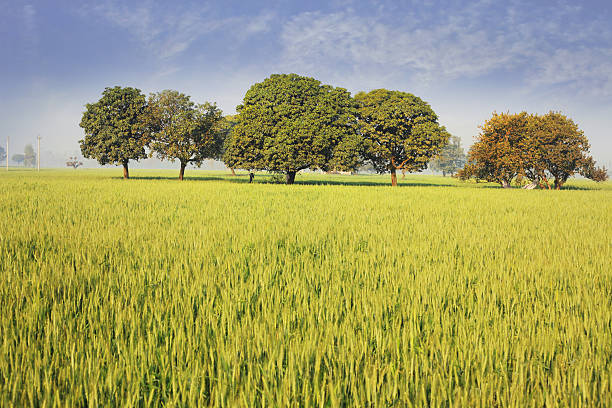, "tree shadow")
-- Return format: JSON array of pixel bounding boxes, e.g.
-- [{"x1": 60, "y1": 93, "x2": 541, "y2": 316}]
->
[{"x1": 295, "y1": 179, "x2": 458, "y2": 187}]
